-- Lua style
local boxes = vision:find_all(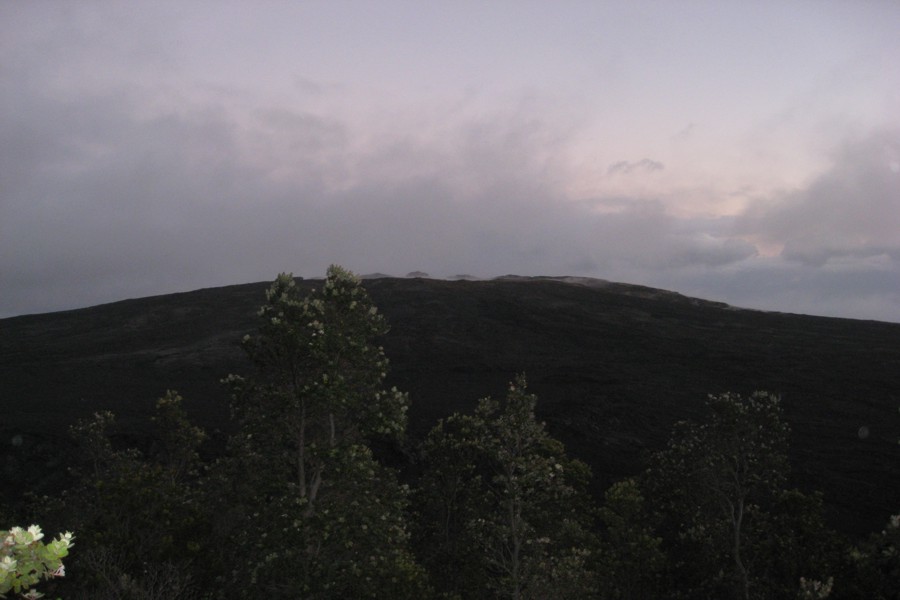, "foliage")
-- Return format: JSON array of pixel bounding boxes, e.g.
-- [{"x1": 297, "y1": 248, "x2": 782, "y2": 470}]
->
[
  {"x1": 834, "y1": 408, "x2": 900, "y2": 597},
  {"x1": 237, "y1": 267, "x2": 407, "y2": 446},
  {"x1": 644, "y1": 391, "x2": 796, "y2": 599},
  {"x1": 1, "y1": 525, "x2": 73, "y2": 599},
  {"x1": 209, "y1": 266, "x2": 428, "y2": 599},
  {"x1": 43, "y1": 392, "x2": 206, "y2": 599},
  {"x1": 226, "y1": 268, "x2": 408, "y2": 506},
  {"x1": 751, "y1": 489, "x2": 842, "y2": 599},
  {"x1": 837, "y1": 512, "x2": 900, "y2": 599},
  {"x1": 416, "y1": 375, "x2": 596, "y2": 599},
  {"x1": 595, "y1": 478, "x2": 666, "y2": 599}
]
